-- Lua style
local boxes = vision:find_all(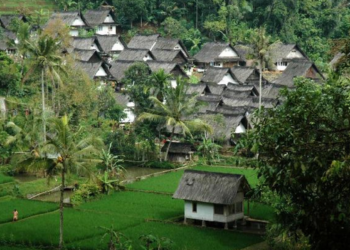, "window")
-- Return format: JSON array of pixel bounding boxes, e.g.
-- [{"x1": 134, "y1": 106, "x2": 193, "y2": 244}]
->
[
  {"x1": 214, "y1": 204, "x2": 224, "y2": 215},
  {"x1": 229, "y1": 204, "x2": 235, "y2": 214},
  {"x1": 97, "y1": 26, "x2": 103, "y2": 31},
  {"x1": 236, "y1": 202, "x2": 243, "y2": 213},
  {"x1": 109, "y1": 25, "x2": 113, "y2": 31},
  {"x1": 192, "y1": 202, "x2": 197, "y2": 213},
  {"x1": 213, "y1": 62, "x2": 222, "y2": 67}
]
